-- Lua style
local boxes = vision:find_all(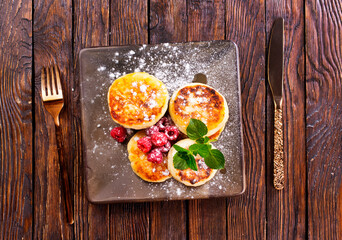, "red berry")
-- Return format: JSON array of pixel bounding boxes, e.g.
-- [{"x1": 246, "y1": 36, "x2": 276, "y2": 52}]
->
[
  {"x1": 110, "y1": 126, "x2": 127, "y2": 142},
  {"x1": 137, "y1": 137, "x2": 152, "y2": 153},
  {"x1": 146, "y1": 125, "x2": 160, "y2": 136},
  {"x1": 164, "y1": 126, "x2": 179, "y2": 141},
  {"x1": 151, "y1": 132, "x2": 168, "y2": 147},
  {"x1": 156, "y1": 141, "x2": 171, "y2": 153},
  {"x1": 147, "y1": 149, "x2": 163, "y2": 163},
  {"x1": 156, "y1": 117, "x2": 170, "y2": 131}
]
